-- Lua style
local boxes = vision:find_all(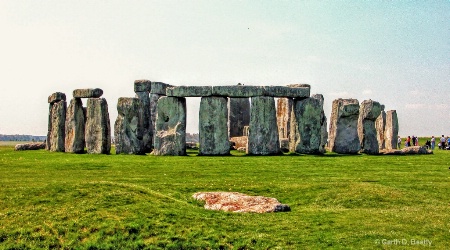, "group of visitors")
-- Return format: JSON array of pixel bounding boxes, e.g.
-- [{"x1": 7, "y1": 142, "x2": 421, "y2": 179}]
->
[
  {"x1": 400, "y1": 135, "x2": 450, "y2": 150},
  {"x1": 404, "y1": 135, "x2": 419, "y2": 147}
]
